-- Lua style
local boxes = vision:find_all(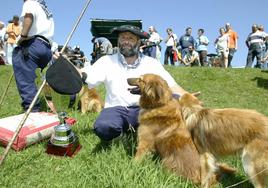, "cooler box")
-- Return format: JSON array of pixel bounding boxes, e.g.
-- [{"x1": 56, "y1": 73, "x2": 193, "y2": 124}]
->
[{"x1": 0, "y1": 112, "x2": 76, "y2": 151}]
